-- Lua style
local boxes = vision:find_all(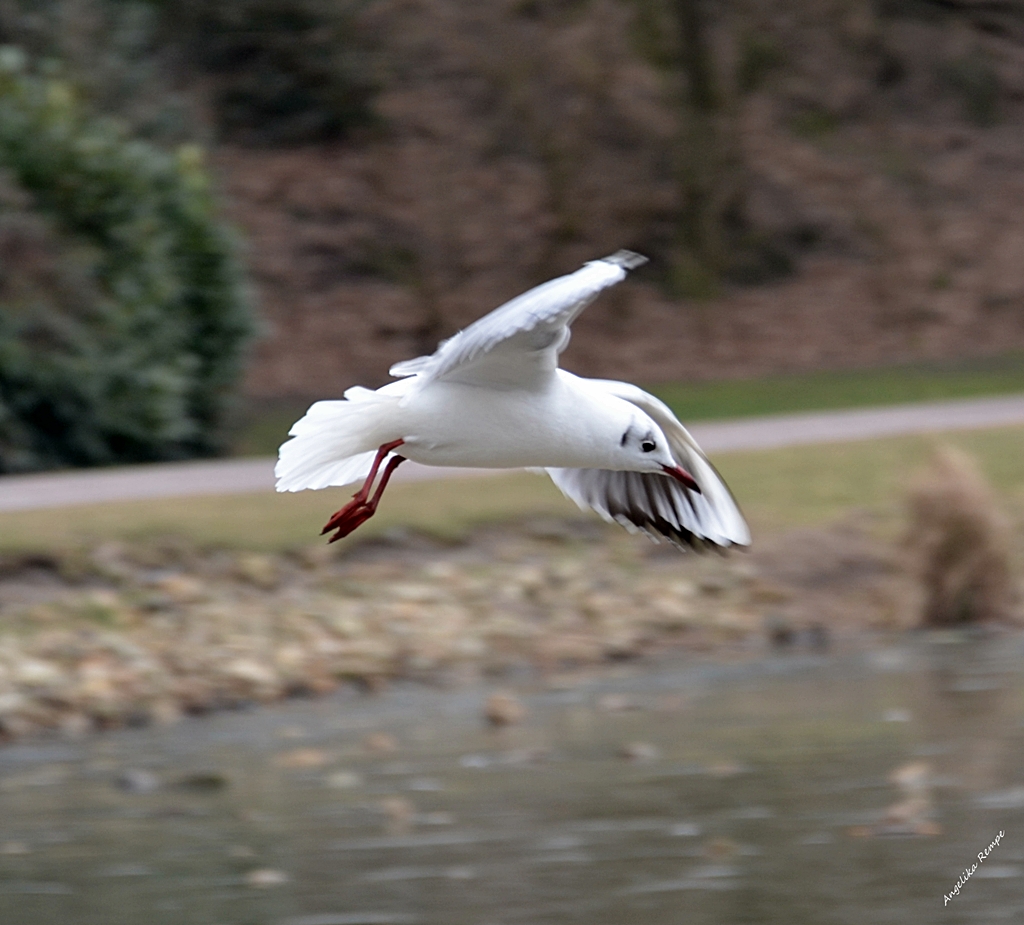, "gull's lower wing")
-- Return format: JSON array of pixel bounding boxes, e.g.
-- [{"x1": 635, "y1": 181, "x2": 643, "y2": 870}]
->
[
  {"x1": 392, "y1": 251, "x2": 647, "y2": 390},
  {"x1": 560, "y1": 379, "x2": 751, "y2": 549},
  {"x1": 545, "y1": 466, "x2": 742, "y2": 550}
]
